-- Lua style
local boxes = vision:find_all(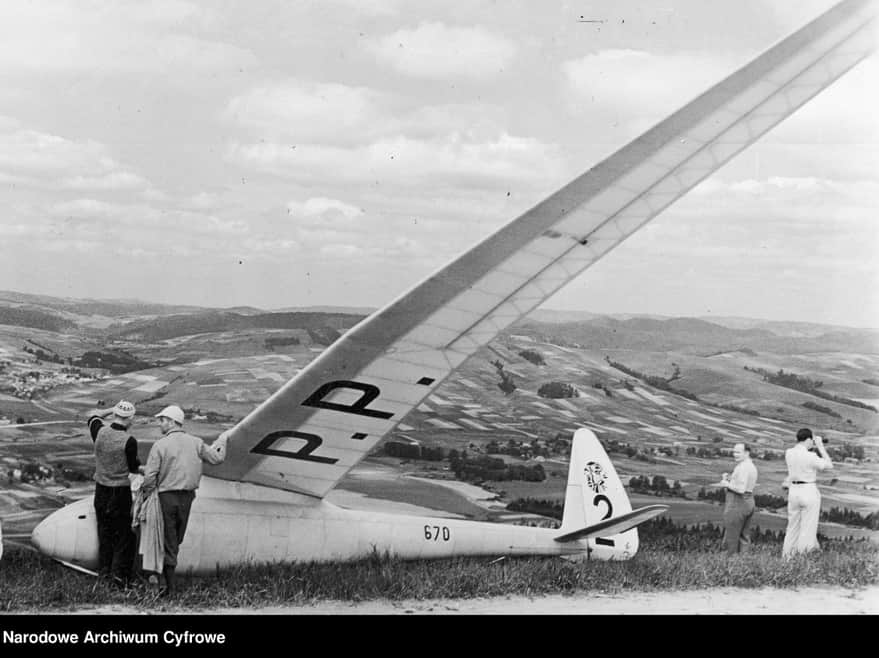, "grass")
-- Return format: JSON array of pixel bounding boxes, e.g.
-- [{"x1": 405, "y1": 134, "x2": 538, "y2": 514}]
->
[{"x1": 1, "y1": 537, "x2": 876, "y2": 612}]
